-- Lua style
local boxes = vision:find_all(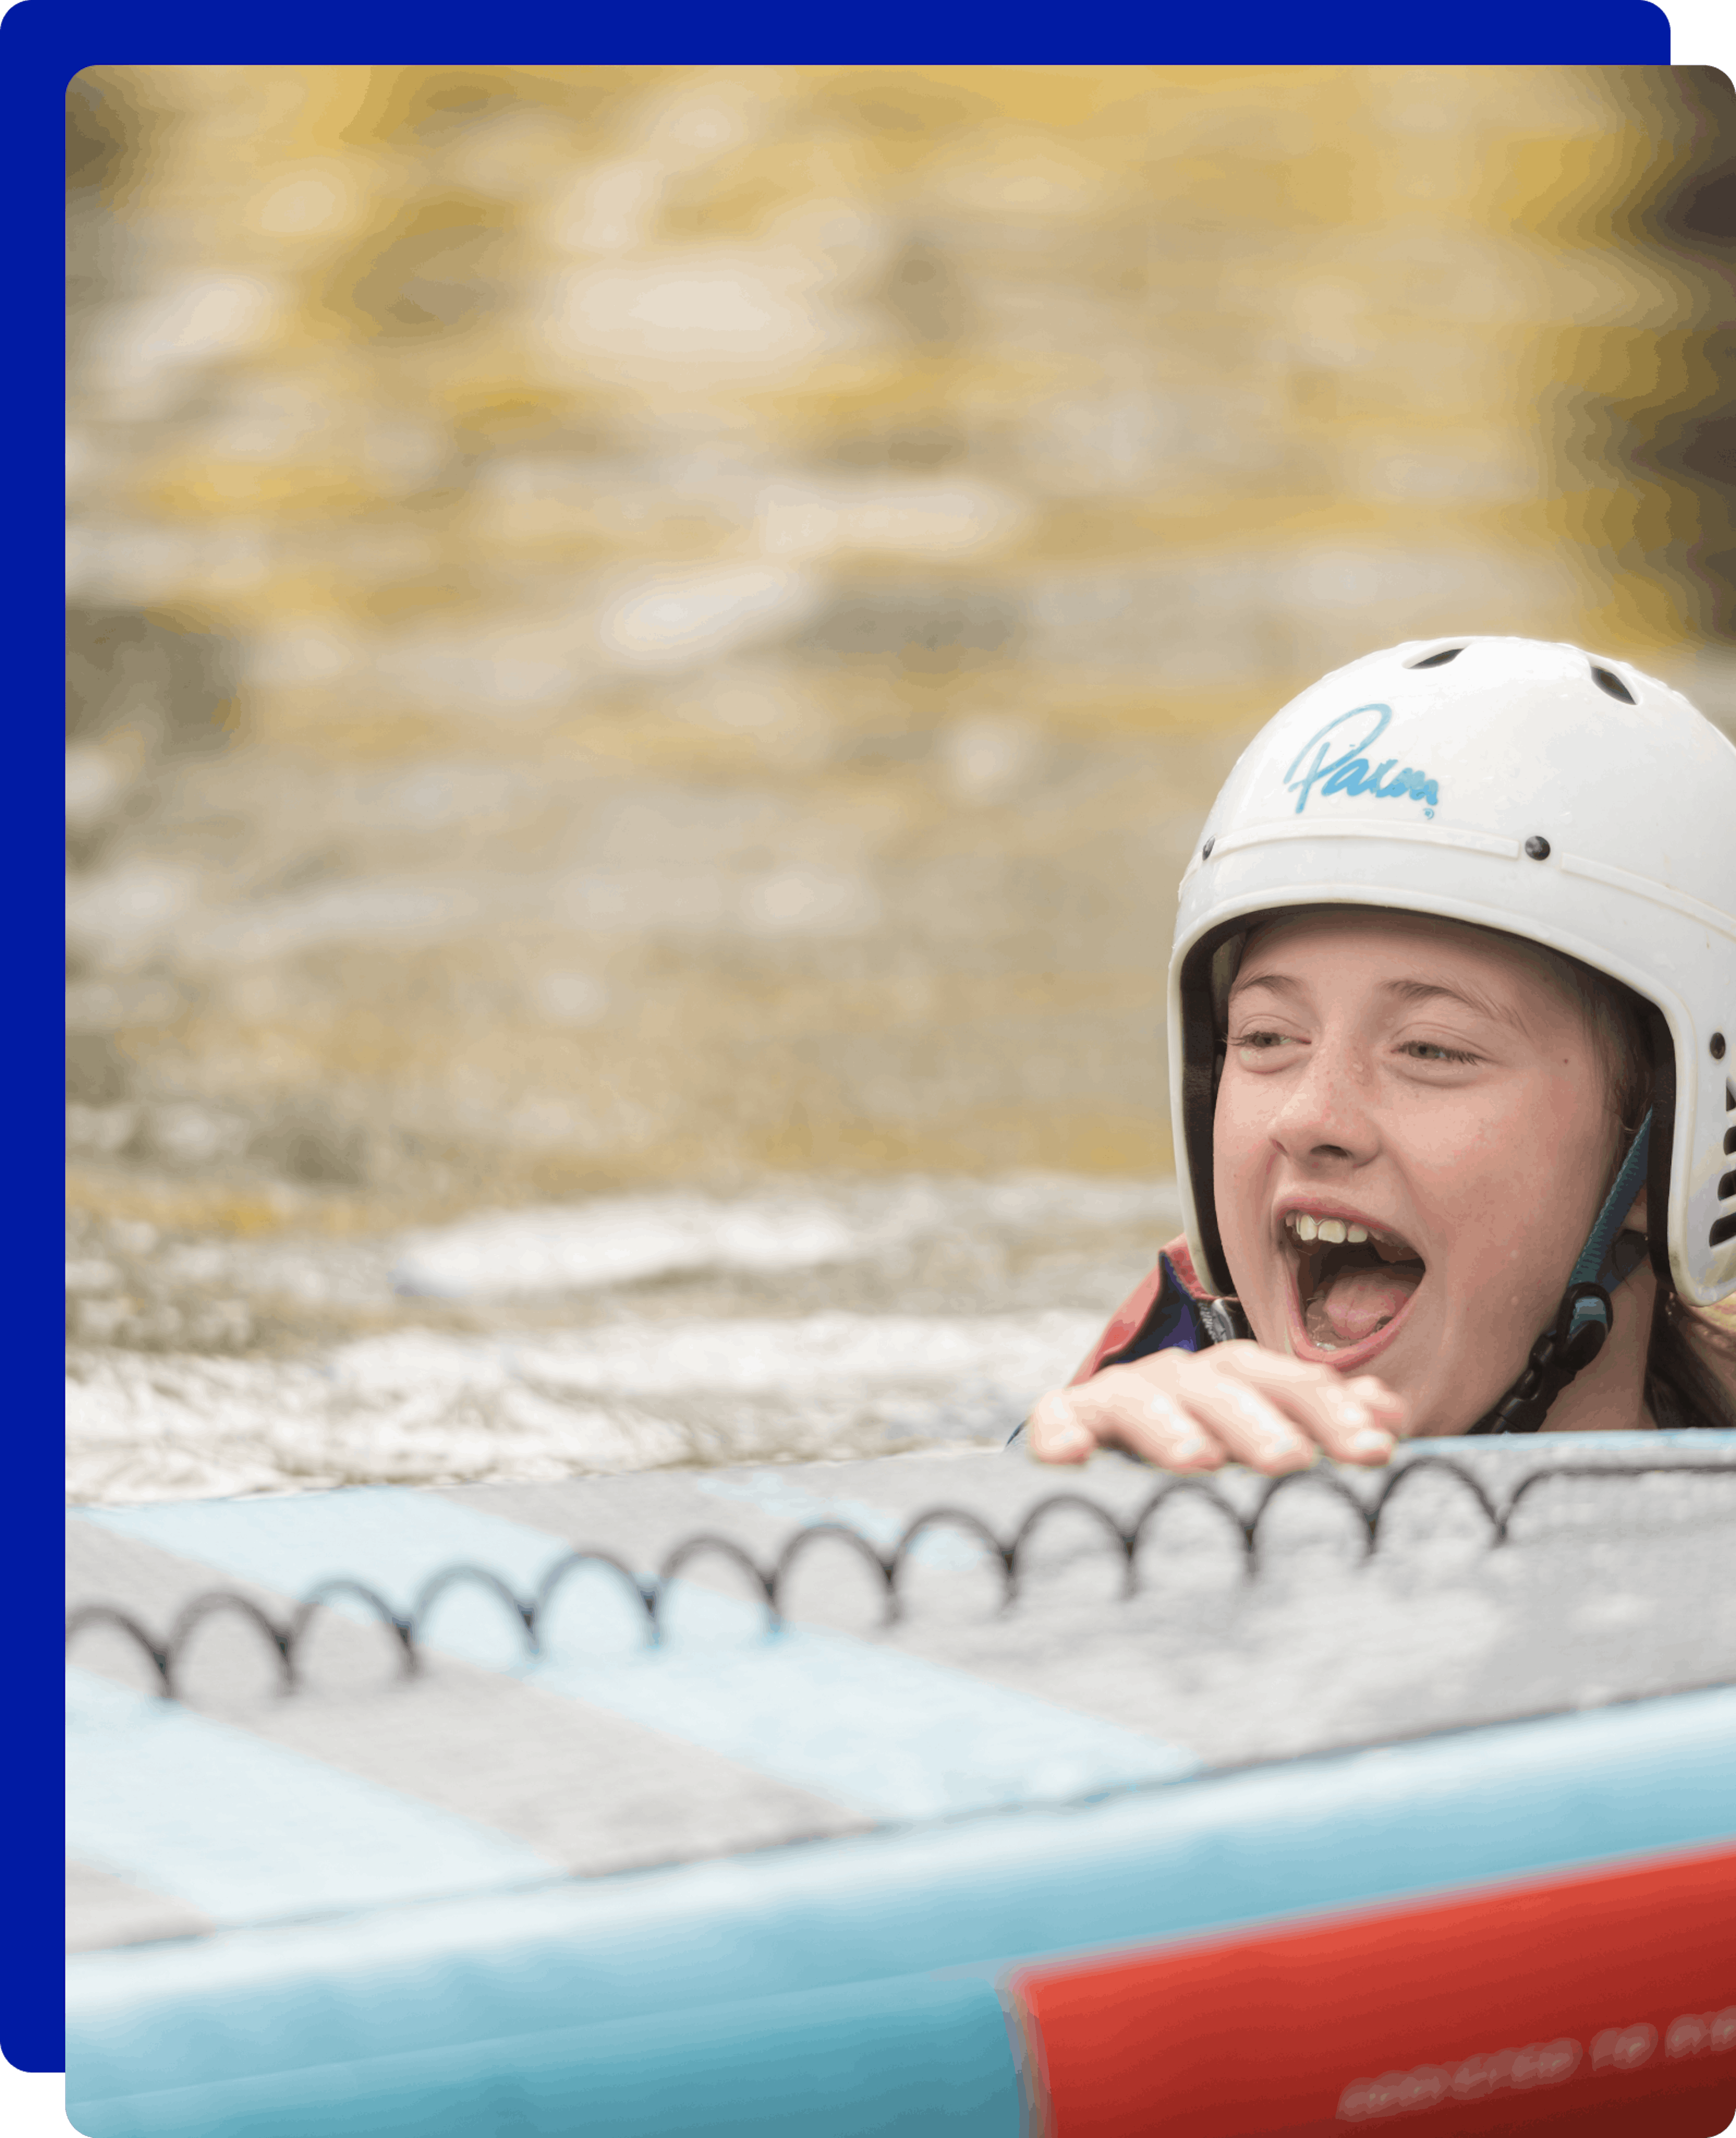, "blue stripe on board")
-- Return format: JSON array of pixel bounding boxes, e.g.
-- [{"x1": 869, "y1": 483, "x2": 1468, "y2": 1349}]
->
[
  {"x1": 67, "y1": 1973, "x2": 1024, "y2": 2138},
  {"x1": 67, "y1": 1685, "x2": 1736, "y2": 2114},
  {"x1": 67, "y1": 1668, "x2": 559, "y2": 1927},
  {"x1": 72, "y1": 1491, "x2": 1198, "y2": 1821}
]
